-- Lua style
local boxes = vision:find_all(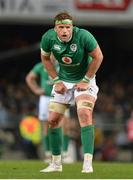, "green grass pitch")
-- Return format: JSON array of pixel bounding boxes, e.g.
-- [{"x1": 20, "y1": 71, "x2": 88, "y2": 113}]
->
[{"x1": 0, "y1": 160, "x2": 133, "y2": 179}]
